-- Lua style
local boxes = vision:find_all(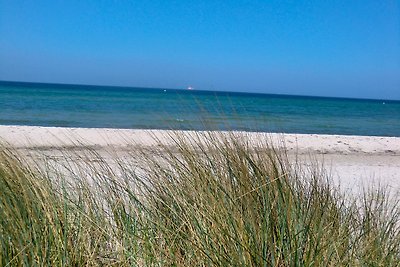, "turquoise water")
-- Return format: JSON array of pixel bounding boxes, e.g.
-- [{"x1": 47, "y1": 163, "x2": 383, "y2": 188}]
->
[{"x1": 1, "y1": 81, "x2": 400, "y2": 136}]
